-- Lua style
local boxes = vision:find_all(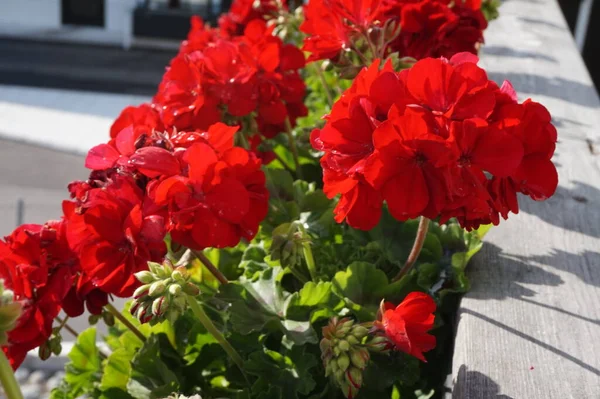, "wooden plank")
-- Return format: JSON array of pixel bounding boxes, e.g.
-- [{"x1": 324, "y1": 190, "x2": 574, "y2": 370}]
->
[{"x1": 450, "y1": 0, "x2": 600, "y2": 397}]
